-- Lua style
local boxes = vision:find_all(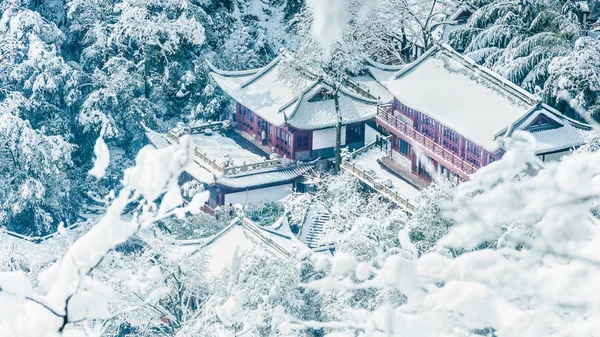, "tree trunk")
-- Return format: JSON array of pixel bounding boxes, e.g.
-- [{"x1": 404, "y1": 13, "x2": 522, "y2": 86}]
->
[
  {"x1": 334, "y1": 86, "x2": 342, "y2": 174},
  {"x1": 401, "y1": 27, "x2": 410, "y2": 62}
]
